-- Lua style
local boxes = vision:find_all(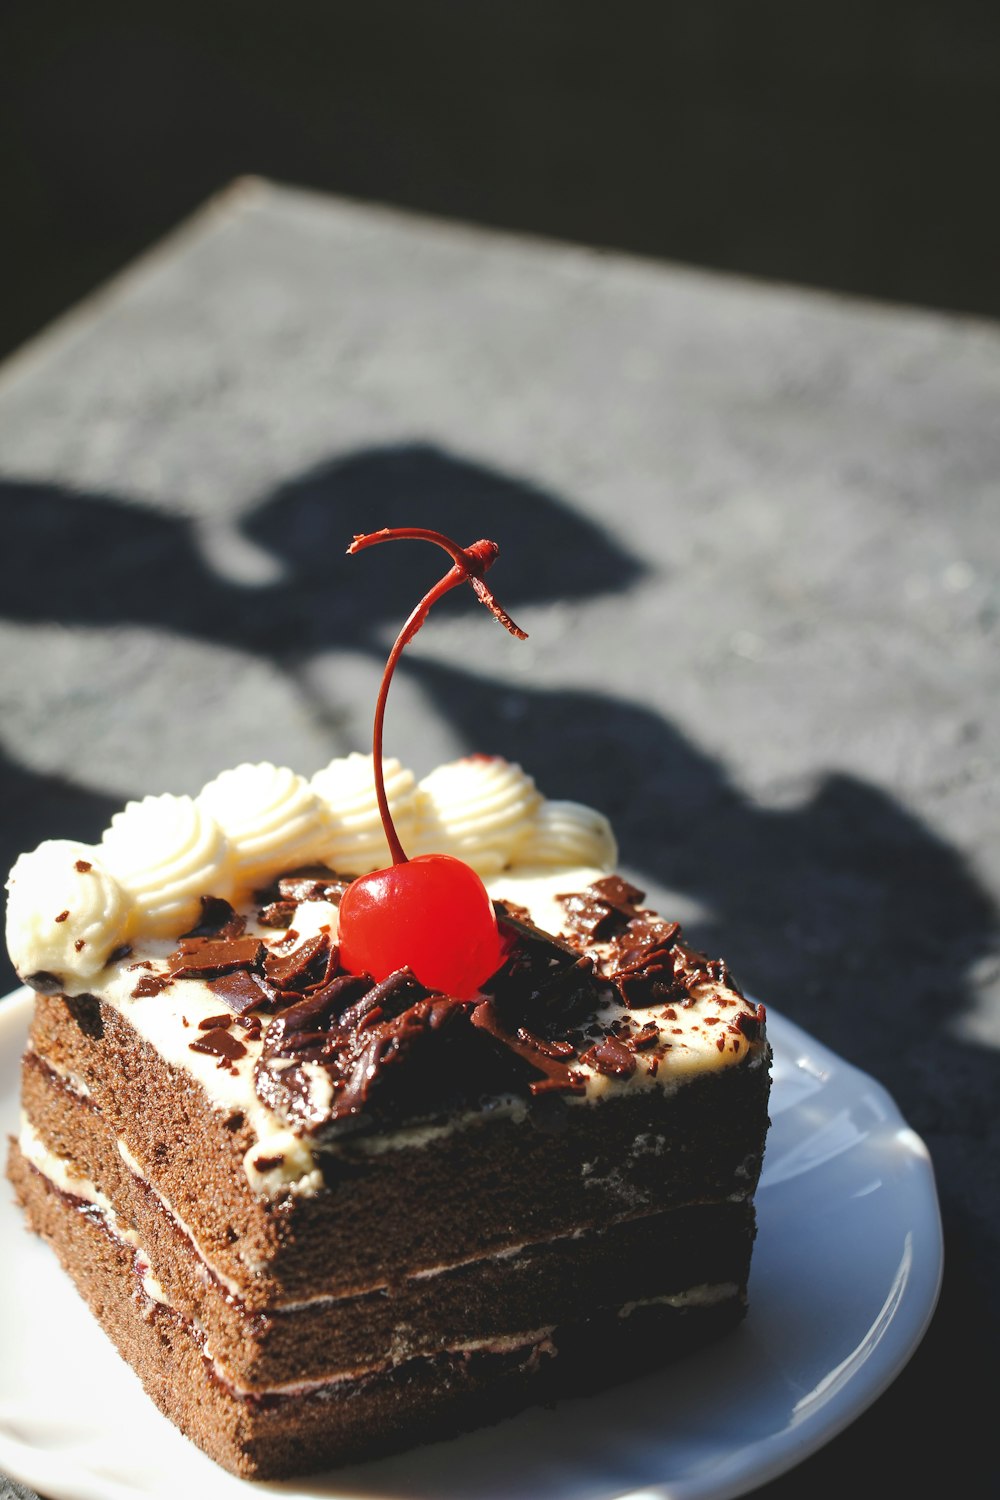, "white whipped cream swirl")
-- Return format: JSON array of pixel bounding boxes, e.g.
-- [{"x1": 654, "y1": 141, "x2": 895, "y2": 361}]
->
[
  {"x1": 101, "y1": 794, "x2": 233, "y2": 937},
  {"x1": 5, "y1": 840, "x2": 132, "y2": 984},
  {"x1": 6, "y1": 756, "x2": 620, "y2": 962},
  {"x1": 198, "y1": 762, "x2": 331, "y2": 893},
  {"x1": 311, "y1": 754, "x2": 421, "y2": 874},
  {"x1": 413, "y1": 757, "x2": 543, "y2": 875},
  {"x1": 512, "y1": 799, "x2": 618, "y2": 870}
]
